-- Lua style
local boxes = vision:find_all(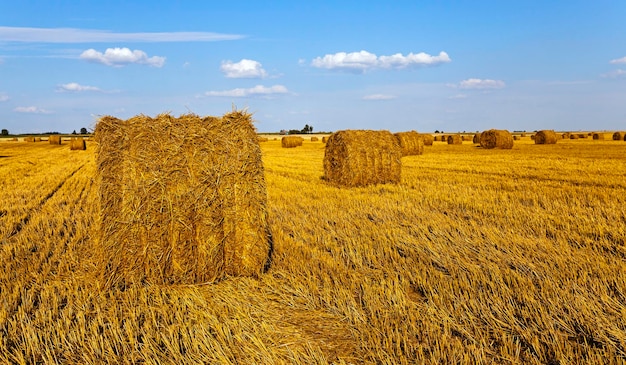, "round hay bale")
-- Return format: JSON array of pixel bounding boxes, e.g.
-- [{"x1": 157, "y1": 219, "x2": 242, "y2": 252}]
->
[
  {"x1": 520, "y1": 133, "x2": 526, "y2": 137},
  {"x1": 472, "y1": 134, "x2": 481, "y2": 144},
  {"x1": 24, "y1": 136, "x2": 35, "y2": 142},
  {"x1": 323, "y1": 130, "x2": 401, "y2": 187},
  {"x1": 322, "y1": 136, "x2": 328, "y2": 143},
  {"x1": 94, "y1": 111, "x2": 271, "y2": 287},
  {"x1": 447, "y1": 134, "x2": 462, "y2": 145},
  {"x1": 310, "y1": 136, "x2": 319, "y2": 142},
  {"x1": 578, "y1": 133, "x2": 587, "y2": 139},
  {"x1": 479, "y1": 129, "x2": 514, "y2": 149},
  {"x1": 592, "y1": 132, "x2": 605, "y2": 140},
  {"x1": 513, "y1": 135, "x2": 520, "y2": 140},
  {"x1": 69, "y1": 137, "x2": 86, "y2": 150},
  {"x1": 281, "y1": 136, "x2": 303, "y2": 148},
  {"x1": 10, "y1": 137, "x2": 18, "y2": 141},
  {"x1": 570, "y1": 134, "x2": 579, "y2": 140},
  {"x1": 534, "y1": 130, "x2": 557, "y2": 144},
  {"x1": 394, "y1": 131, "x2": 424, "y2": 156},
  {"x1": 561, "y1": 132, "x2": 570, "y2": 139},
  {"x1": 49, "y1": 135, "x2": 62, "y2": 145},
  {"x1": 421, "y1": 134, "x2": 434, "y2": 146},
  {"x1": 257, "y1": 136, "x2": 269, "y2": 142},
  {"x1": 612, "y1": 132, "x2": 625, "y2": 141},
  {"x1": 34, "y1": 137, "x2": 41, "y2": 142},
  {"x1": 530, "y1": 134, "x2": 535, "y2": 140}
]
